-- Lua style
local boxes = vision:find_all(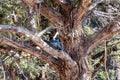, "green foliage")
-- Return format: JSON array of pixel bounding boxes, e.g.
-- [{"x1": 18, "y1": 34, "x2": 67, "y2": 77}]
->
[{"x1": 95, "y1": 68, "x2": 115, "y2": 80}]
